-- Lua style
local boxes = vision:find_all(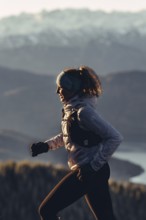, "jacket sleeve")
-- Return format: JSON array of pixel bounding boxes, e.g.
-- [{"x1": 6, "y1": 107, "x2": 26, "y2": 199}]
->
[
  {"x1": 78, "y1": 106, "x2": 124, "y2": 171},
  {"x1": 45, "y1": 133, "x2": 64, "y2": 150}
]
